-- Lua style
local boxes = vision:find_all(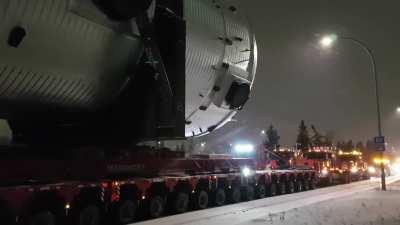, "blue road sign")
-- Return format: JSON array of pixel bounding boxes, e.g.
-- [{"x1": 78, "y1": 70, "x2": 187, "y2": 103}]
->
[{"x1": 374, "y1": 136, "x2": 385, "y2": 151}]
